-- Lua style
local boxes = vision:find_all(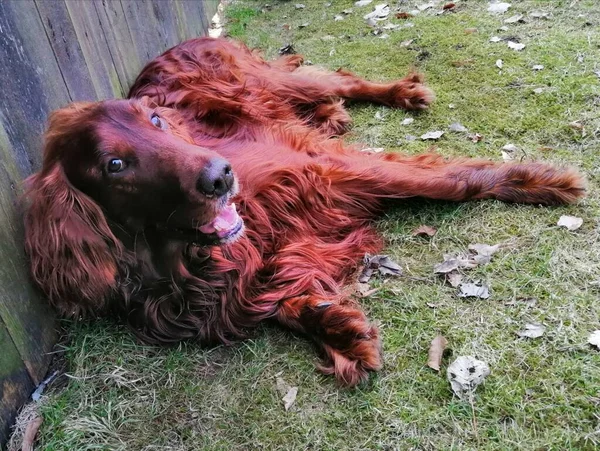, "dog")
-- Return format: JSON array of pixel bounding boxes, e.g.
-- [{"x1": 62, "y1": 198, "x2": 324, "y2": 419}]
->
[{"x1": 24, "y1": 38, "x2": 584, "y2": 386}]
